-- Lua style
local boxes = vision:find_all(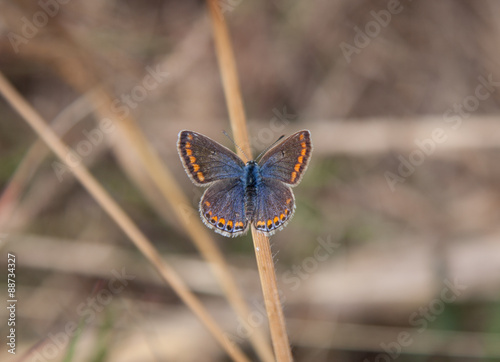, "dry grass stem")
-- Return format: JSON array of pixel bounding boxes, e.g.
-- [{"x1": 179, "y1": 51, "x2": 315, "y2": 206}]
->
[
  {"x1": 251, "y1": 229, "x2": 293, "y2": 361},
  {"x1": 207, "y1": 0, "x2": 293, "y2": 360},
  {"x1": 0, "y1": 72, "x2": 250, "y2": 362}
]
